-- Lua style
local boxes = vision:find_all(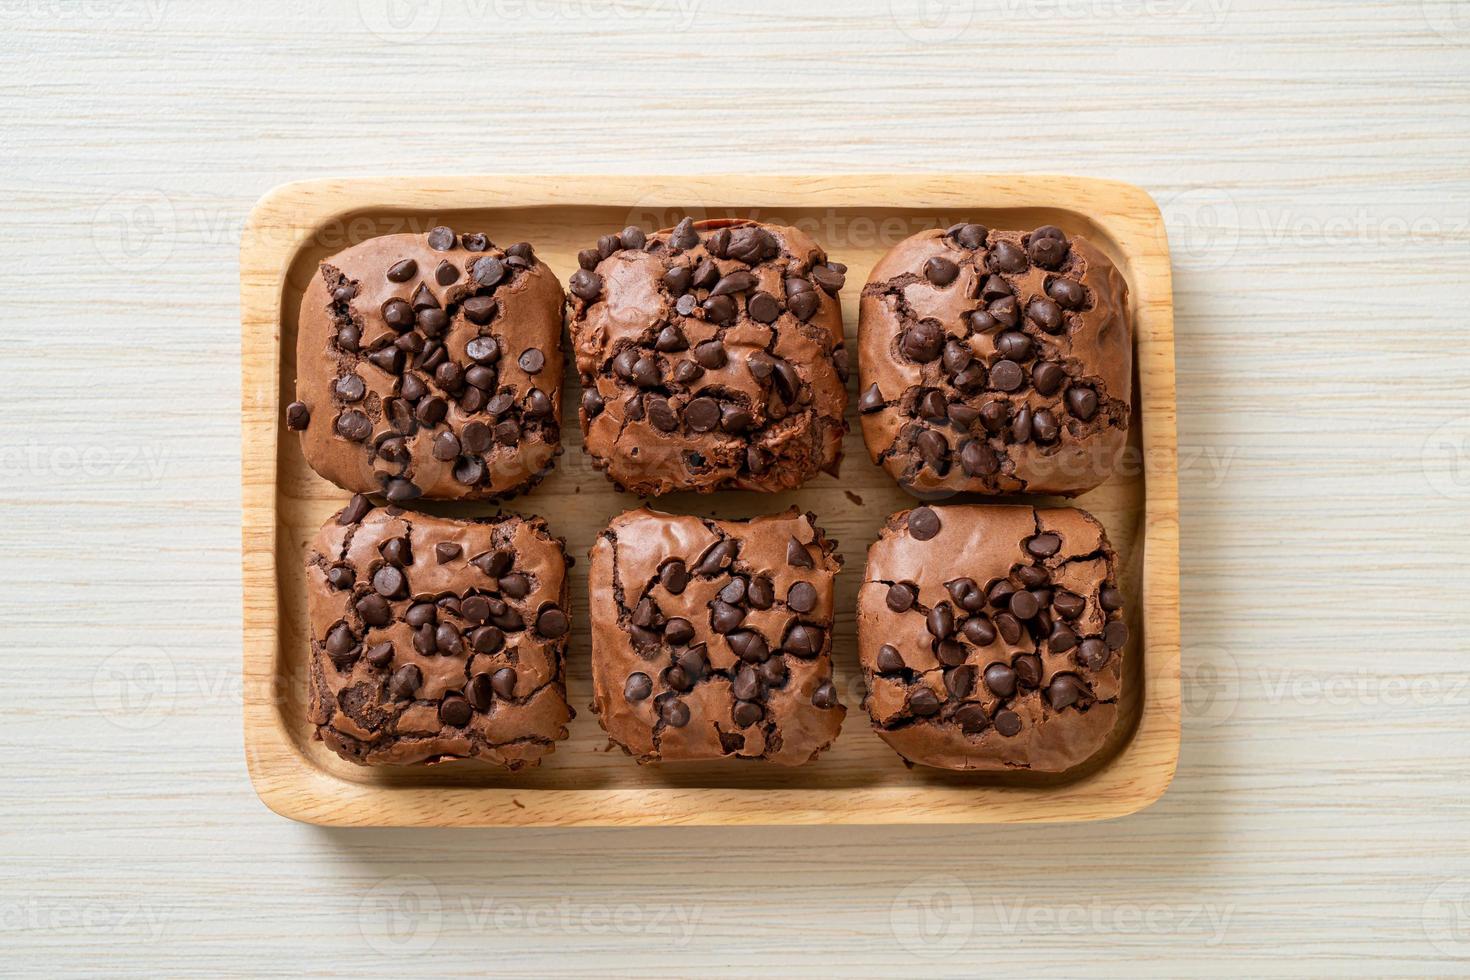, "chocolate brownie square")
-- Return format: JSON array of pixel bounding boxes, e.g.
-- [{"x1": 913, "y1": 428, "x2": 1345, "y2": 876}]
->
[
  {"x1": 287, "y1": 226, "x2": 565, "y2": 502},
  {"x1": 858, "y1": 224, "x2": 1131, "y2": 496},
  {"x1": 568, "y1": 218, "x2": 849, "y2": 496},
  {"x1": 858, "y1": 504, "x2": 1128, "y2": 772},
  {"x1": 305, "y1": 495, "x2": 573, "y2": 767},
  {"x1": 589, "y1": 507, "x2": 845, "y2": 765}
]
